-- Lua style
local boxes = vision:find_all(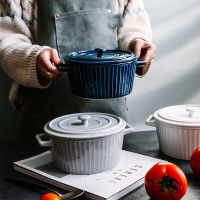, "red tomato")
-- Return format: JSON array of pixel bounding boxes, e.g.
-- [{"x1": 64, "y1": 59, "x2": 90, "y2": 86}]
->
[
  {"x1": 190, "y1": 147, "x2": 200, "y2": 177},
  {"x1": 40, "y1": 193, "x2": 61, "y2": 200},
  {"x1": 145, "y1": 162, "x2": 187, "y2": 200}
]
